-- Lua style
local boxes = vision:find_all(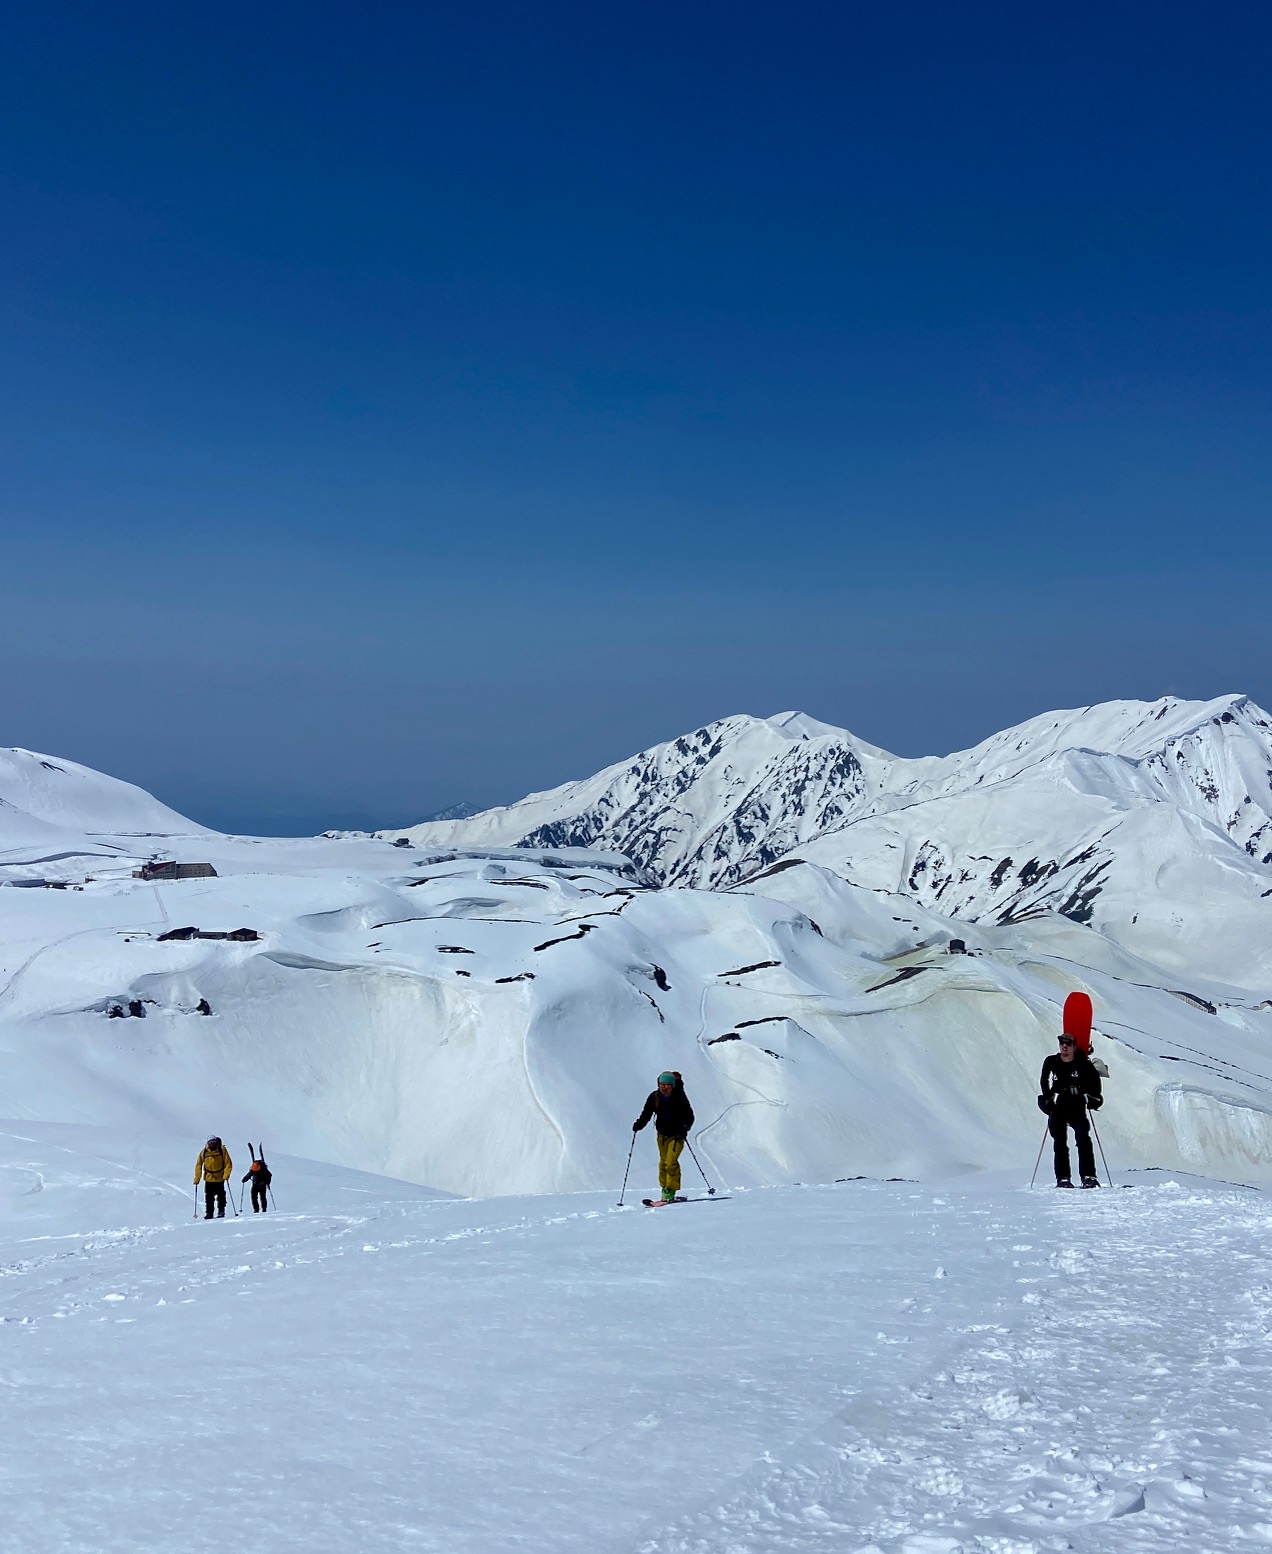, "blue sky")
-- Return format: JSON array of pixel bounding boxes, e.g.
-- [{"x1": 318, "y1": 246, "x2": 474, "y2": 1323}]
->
[{"x1": 2, "y1": 1, "x2": 1269, "y2": 832}]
